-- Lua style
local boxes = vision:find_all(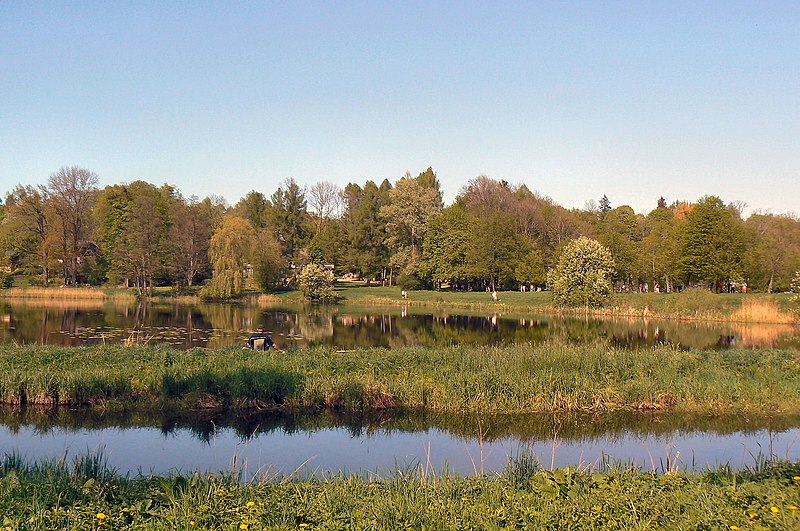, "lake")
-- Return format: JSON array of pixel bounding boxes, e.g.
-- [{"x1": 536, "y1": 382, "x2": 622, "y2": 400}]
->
[
  {"x1": 1, "y1": 407, "x2": 798, "y2": 479},
  {"x1": 1, "y1": 299, "x2": 799, "y2": 350}
]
